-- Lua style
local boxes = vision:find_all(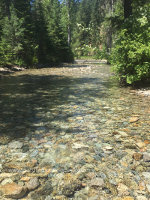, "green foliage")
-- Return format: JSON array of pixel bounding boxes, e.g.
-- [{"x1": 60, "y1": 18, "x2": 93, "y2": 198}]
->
[
  {"x1": 32, "y1": 0, "x2": 73, "y2": 64},
  {"x1": 72, "y1": 22, "x2": 93, "y2": 57},
  {"x1": 0, "y1": 0, "x2": 149, "y2": 77},
  {"x1": 0, "y1": 0, "x2": 74, "y2": 67},
  {"x1": 72, "y1": 0, "x2": 100, "y2": 57},
  {"x1": 0, "y1": 1, "x2": 37, "y2": 66},
  {"x1": 93, "y1": 47, "x2": 111, "y2": 62},
  {"x1": 74, "y1": 44, "x2": 96, "y2": 58},
  {"x1": 111, "y1": 25, "x2": 150, "y2": 84},
  {"x1": 110, "y1": 0, "x2": 150, "y2": 85},
  {"x1": 0, "y1": 6, "x2": 25, "y2": 65}
]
